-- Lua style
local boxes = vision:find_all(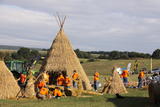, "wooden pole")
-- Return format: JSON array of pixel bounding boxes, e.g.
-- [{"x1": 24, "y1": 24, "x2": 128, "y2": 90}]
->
[{"x1": 151, "y1": 58, "x2": 152, "y2": 72}]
